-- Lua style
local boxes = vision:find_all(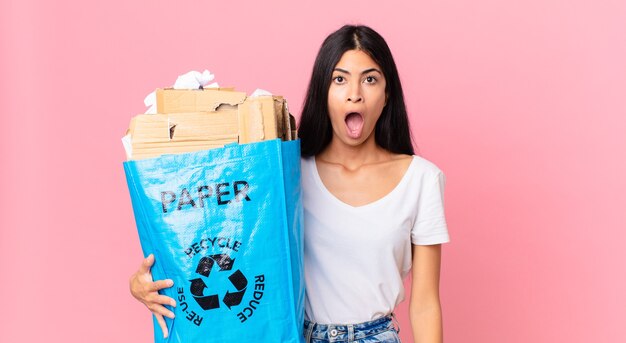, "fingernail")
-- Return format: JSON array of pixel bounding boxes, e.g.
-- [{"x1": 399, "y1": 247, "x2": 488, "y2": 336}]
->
[{"x1": 167, "y1": 279, "x2": 174, "y2": 286}]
